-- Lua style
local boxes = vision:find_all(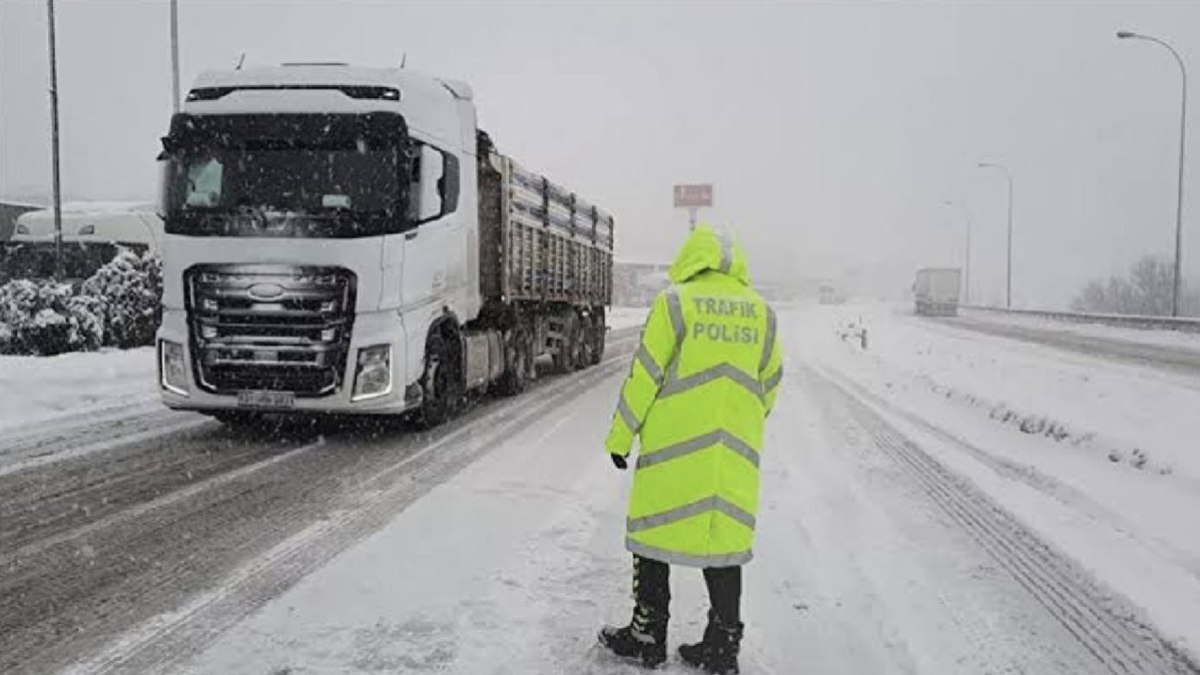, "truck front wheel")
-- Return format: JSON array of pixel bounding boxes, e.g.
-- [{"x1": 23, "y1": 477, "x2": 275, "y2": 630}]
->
[{"x1": 414, "y1": 332, "x2": 460, "y2": 429}]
